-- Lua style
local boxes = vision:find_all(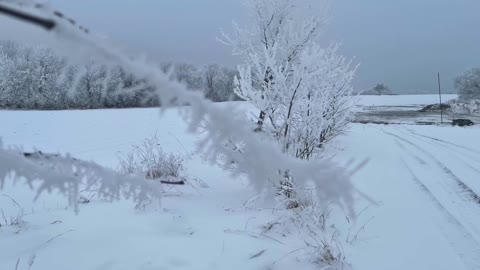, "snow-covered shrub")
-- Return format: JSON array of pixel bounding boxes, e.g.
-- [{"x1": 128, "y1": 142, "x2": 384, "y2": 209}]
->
[
  {"x1": 277, "y1": 170, "x2": 299, "y2": 209},
  {"x1": 455, "y1": 68, "x2": 480, "y2": 102},
  {"x1": 296, "y1": 206, "x2": 352, "y2": 270},
  {"x1": 118, "y1": 135, "x2": 184, "y2": 180},
  {"x1": 256, "y1": 203, "x2": 351, "y2": 270}
]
